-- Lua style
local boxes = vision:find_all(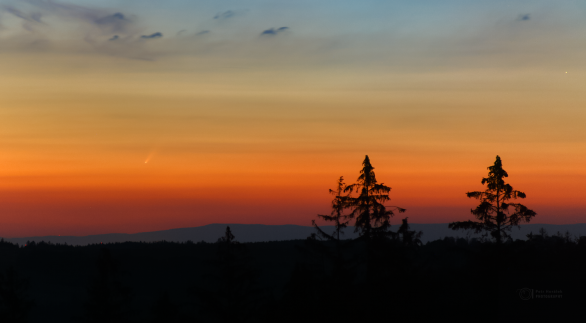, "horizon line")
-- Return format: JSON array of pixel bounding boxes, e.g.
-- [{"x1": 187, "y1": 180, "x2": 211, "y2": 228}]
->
[{"x1": 3, "y1": 222, "x2": 586, "y2": 240}]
